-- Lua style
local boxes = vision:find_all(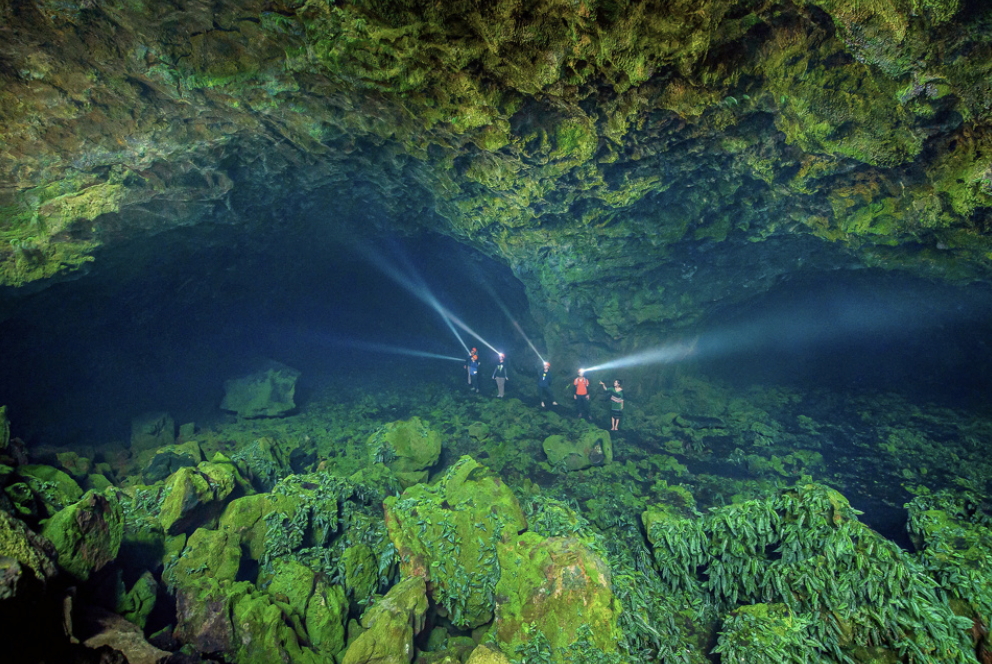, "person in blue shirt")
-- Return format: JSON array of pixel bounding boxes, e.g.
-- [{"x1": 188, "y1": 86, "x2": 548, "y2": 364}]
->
[
  {"x1": 538, "y1": 361, "x2": 557, "y2": 408},
  {"x1": 465, "y1": 349, "x2": 481, "y2": 393}
]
